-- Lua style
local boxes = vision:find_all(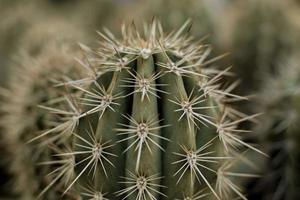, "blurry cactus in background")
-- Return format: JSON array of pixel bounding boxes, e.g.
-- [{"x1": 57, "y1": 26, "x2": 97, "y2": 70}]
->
[
  {"x1": 2, "y1": 0, "x2": 300, "y2": 199},
  {"x1": 214, "y1": 2, "x2": 300, "y2": 199},
  {"x1": 0, "y1": 19, "x2": 86, "y2": 197},
  {"x1": 0, "y1": 0, "x2": 117, "y2": 85},
  {"x1": 1, "y1": 20, "x2": 264, "y2": 199},
  {"x1": 222, "y1": 0, "x2": 300, "y2": 94},
  {"x1": 245, "y1": 56, "x2": 300, "y2": 200},
  {"x1": 0, "y1": 2, "x2": 33, "y2": 85}
]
